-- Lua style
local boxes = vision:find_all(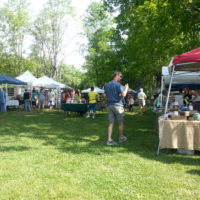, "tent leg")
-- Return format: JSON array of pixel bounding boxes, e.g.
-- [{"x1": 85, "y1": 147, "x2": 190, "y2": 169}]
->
[
  {"x1": 5, "y1": 83, "x2": 8, "y2": 112},
  {"x1": 161, "y1": 76, "x2": 163, "y2": 105},
  {"x1": 156, "y1": 65, "x2": 175, "y2": 156}
]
